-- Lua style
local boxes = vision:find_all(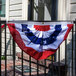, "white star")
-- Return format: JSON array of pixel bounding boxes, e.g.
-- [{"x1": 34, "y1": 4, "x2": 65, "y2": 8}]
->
[{"x1": 43, "y1": 40, "x2": 47, "y2": 44}]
